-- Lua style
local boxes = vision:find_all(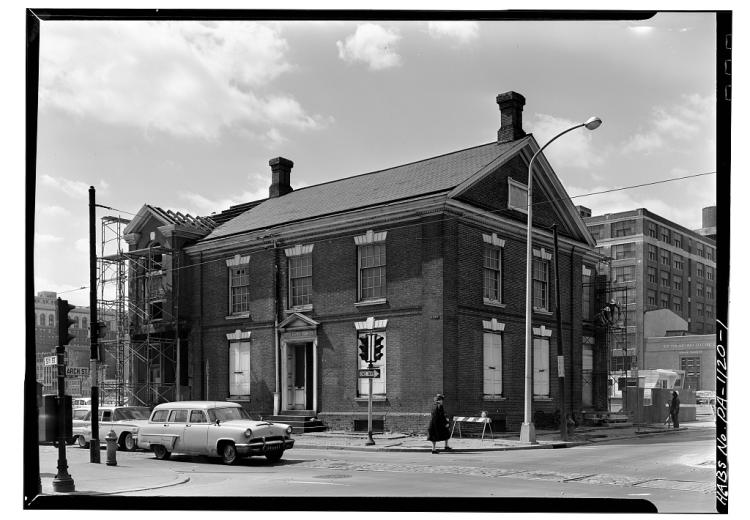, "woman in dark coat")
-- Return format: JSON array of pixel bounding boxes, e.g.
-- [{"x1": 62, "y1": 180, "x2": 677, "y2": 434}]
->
[
  {"x1": 427, "y1": 394, "x2": 452, "y2": 454},
  {"x1": 669, "y1": 391, "x2": 680, "y2": 428}
]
